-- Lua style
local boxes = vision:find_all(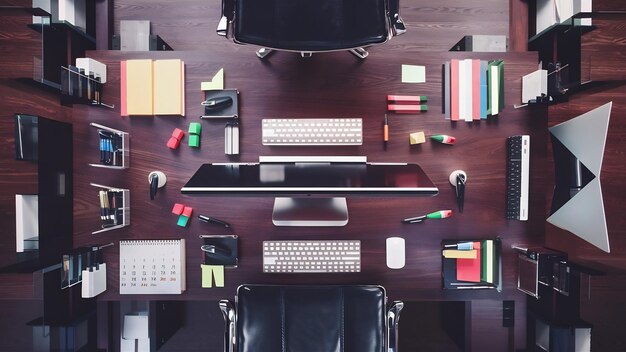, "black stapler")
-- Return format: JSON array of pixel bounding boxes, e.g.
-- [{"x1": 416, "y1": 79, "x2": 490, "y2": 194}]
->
[{"x1": 202, "y1": 96, "x2": 233, "y2": 110}]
